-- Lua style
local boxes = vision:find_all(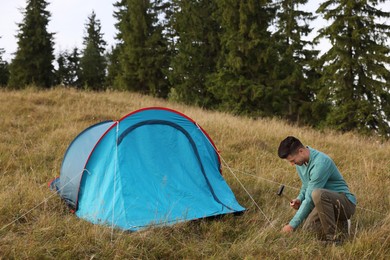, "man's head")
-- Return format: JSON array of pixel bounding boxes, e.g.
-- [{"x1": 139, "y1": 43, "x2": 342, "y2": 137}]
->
[{"x1": 278, "y1": 136, "x2": 308, "y2": 166}]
